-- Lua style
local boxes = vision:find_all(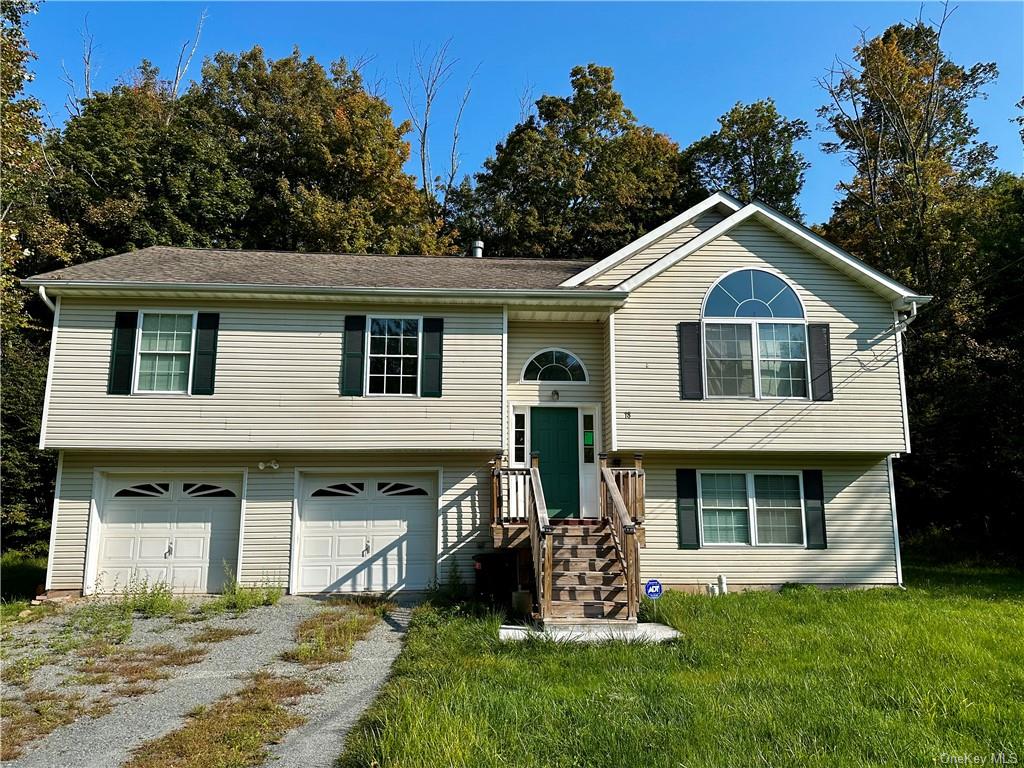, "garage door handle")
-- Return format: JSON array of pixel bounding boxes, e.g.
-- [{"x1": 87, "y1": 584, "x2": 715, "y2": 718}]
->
[{"x1": 165, "y1": 542, "x2": 173, "y2": 559}]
